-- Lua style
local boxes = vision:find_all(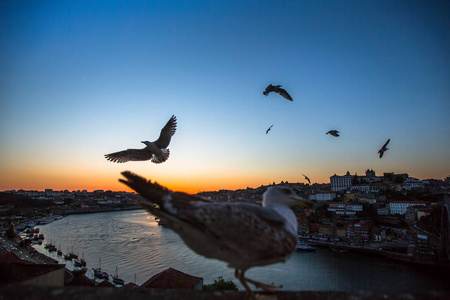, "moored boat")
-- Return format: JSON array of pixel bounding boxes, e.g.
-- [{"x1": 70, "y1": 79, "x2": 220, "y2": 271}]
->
[
  {"x1": 93, "y1": 258, "x2": 109, "y2": 280},
  {"x1": 330, "y1": 247, "x2": 348, "y2": 253},
  {"x1": 112, "y1": 267, "x2": 125, "y2": 285},
  {"x1": 297, "y1": 241, "x2": 316, "y2": 252}
]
